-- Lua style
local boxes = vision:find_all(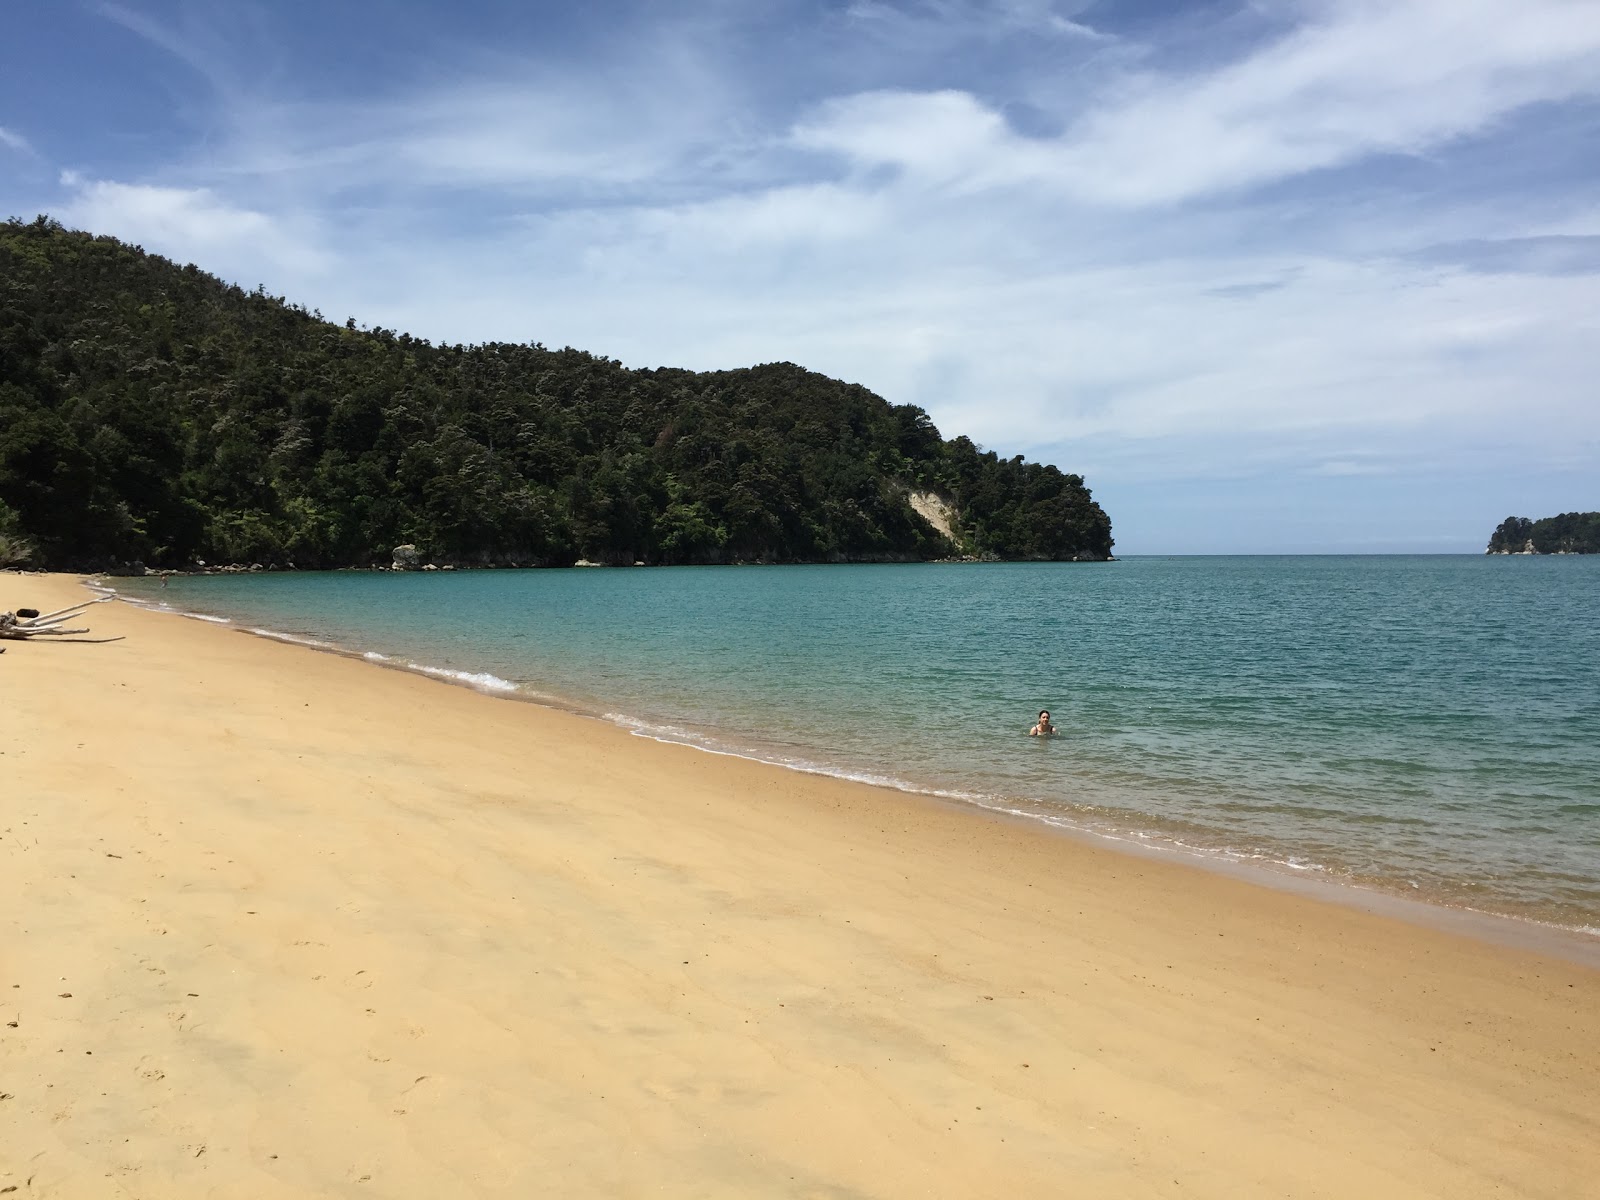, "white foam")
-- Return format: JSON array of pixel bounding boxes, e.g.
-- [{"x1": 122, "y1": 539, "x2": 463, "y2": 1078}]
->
[
  {"x1": 104, "y1": 586, "x2": 525, "y2": 698},
  {"x1": 248, "y1": 627, "x2": 334, "y2": 649},
  {"x1": 407, "y1": 663, "x2": 519, "y2": 693},
  {"x1": 603, "y1": 712, "x2": 988, "y2": 803},
  {"x1": 954, "y1": 795, "x2": 1348, "y2": 882}
]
